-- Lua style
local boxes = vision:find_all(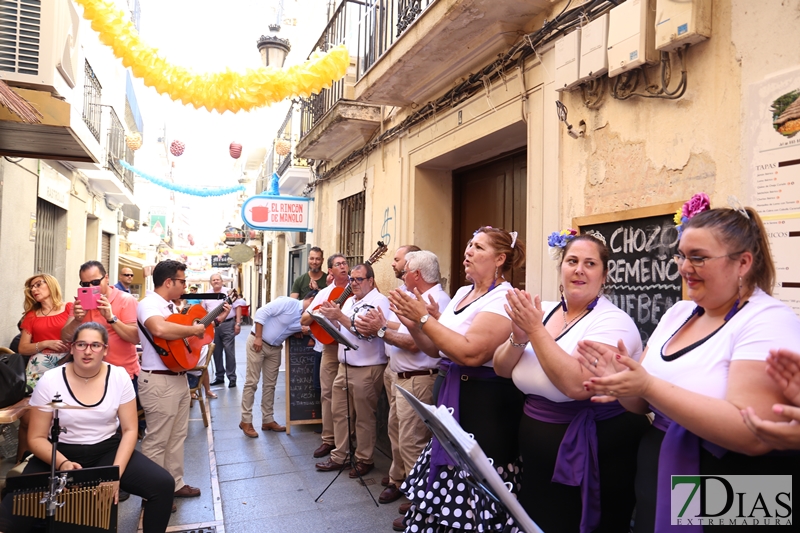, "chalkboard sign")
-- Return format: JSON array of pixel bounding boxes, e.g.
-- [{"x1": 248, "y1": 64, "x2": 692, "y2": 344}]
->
[
  {"x1": 285, "y1": 334, "x2": 321, "y2": 434},
  {"x1": 576, "y1": 203, "x2": 684, "y2": 344}
]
